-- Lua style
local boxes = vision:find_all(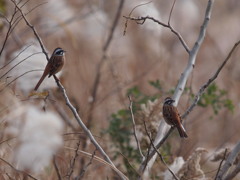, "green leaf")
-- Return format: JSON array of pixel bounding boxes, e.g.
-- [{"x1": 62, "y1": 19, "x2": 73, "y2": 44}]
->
[
  {"x1": 197, "y1": 83, "x2": 234, "y2": 114},
  {"x1": 149, "y1": 79, "x2": 162, "y2": 90}
]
